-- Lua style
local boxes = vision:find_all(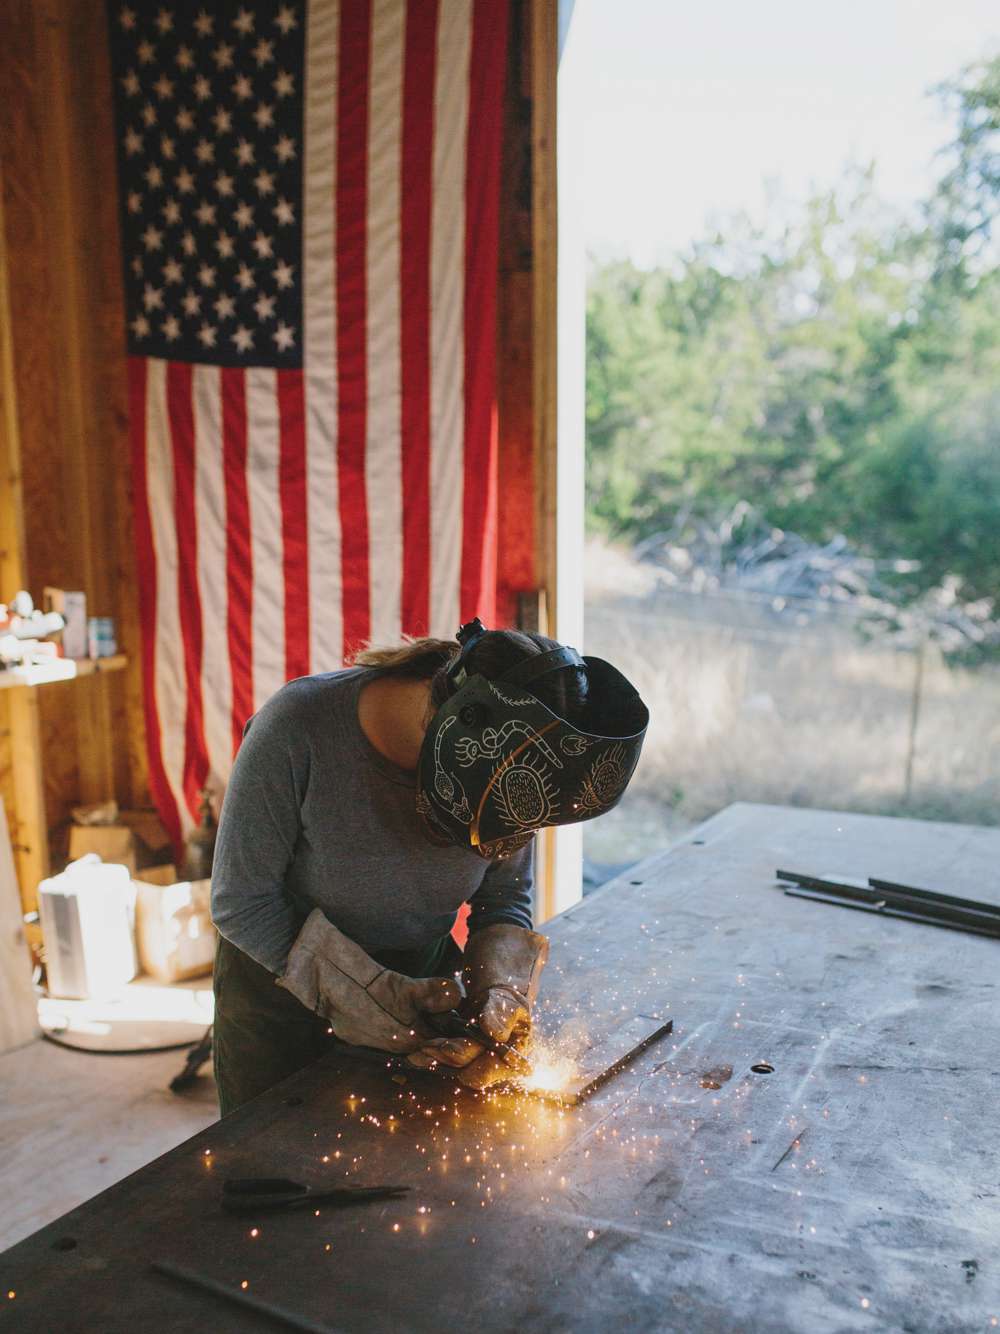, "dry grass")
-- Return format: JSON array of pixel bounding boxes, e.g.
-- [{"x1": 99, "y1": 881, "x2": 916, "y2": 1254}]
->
[{"x1": 582, "y1": 539, "x2": 1000, "y2": 865}]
